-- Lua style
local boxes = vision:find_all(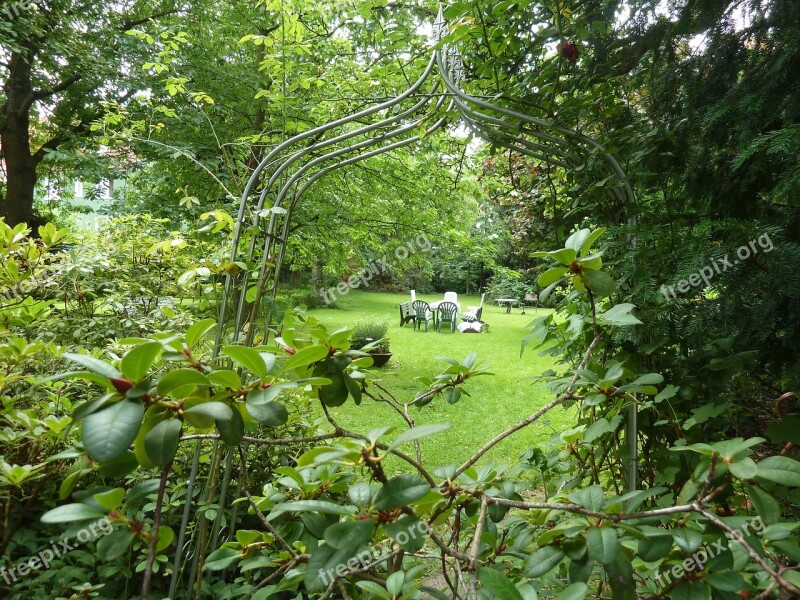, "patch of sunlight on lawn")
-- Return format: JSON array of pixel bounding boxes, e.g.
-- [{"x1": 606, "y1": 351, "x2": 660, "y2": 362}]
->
[{"x1": 306, "y1": 290, "x2": 575, "y2": 470}]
